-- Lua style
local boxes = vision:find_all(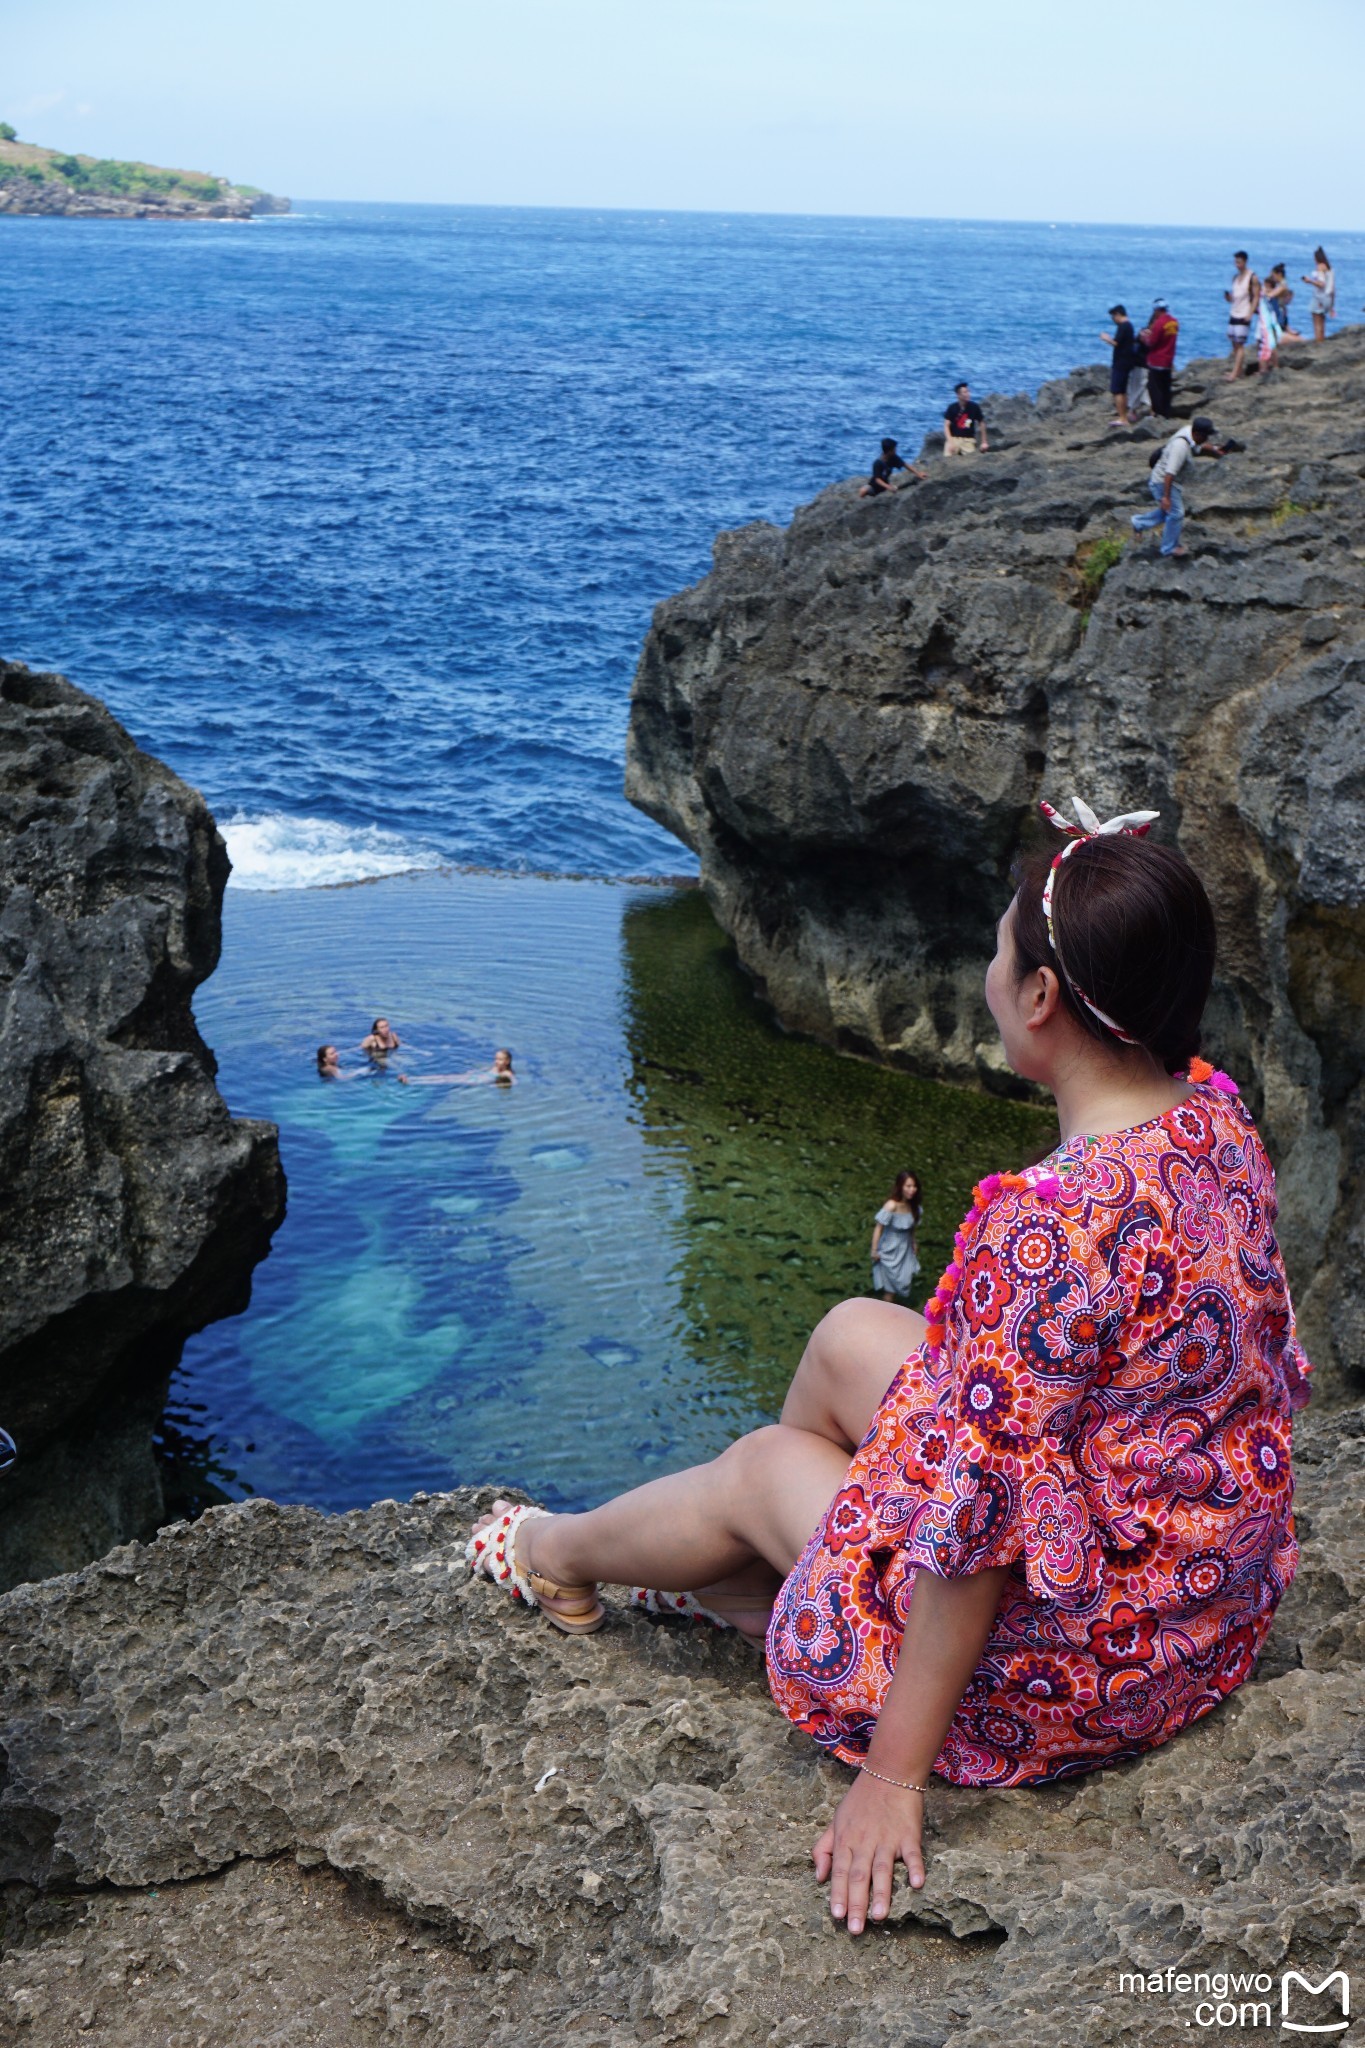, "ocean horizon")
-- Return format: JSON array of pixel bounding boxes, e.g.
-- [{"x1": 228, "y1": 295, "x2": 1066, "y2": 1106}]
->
[{"x1": 290, "y1": 199, "x2": 1365, "y2": 234}]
